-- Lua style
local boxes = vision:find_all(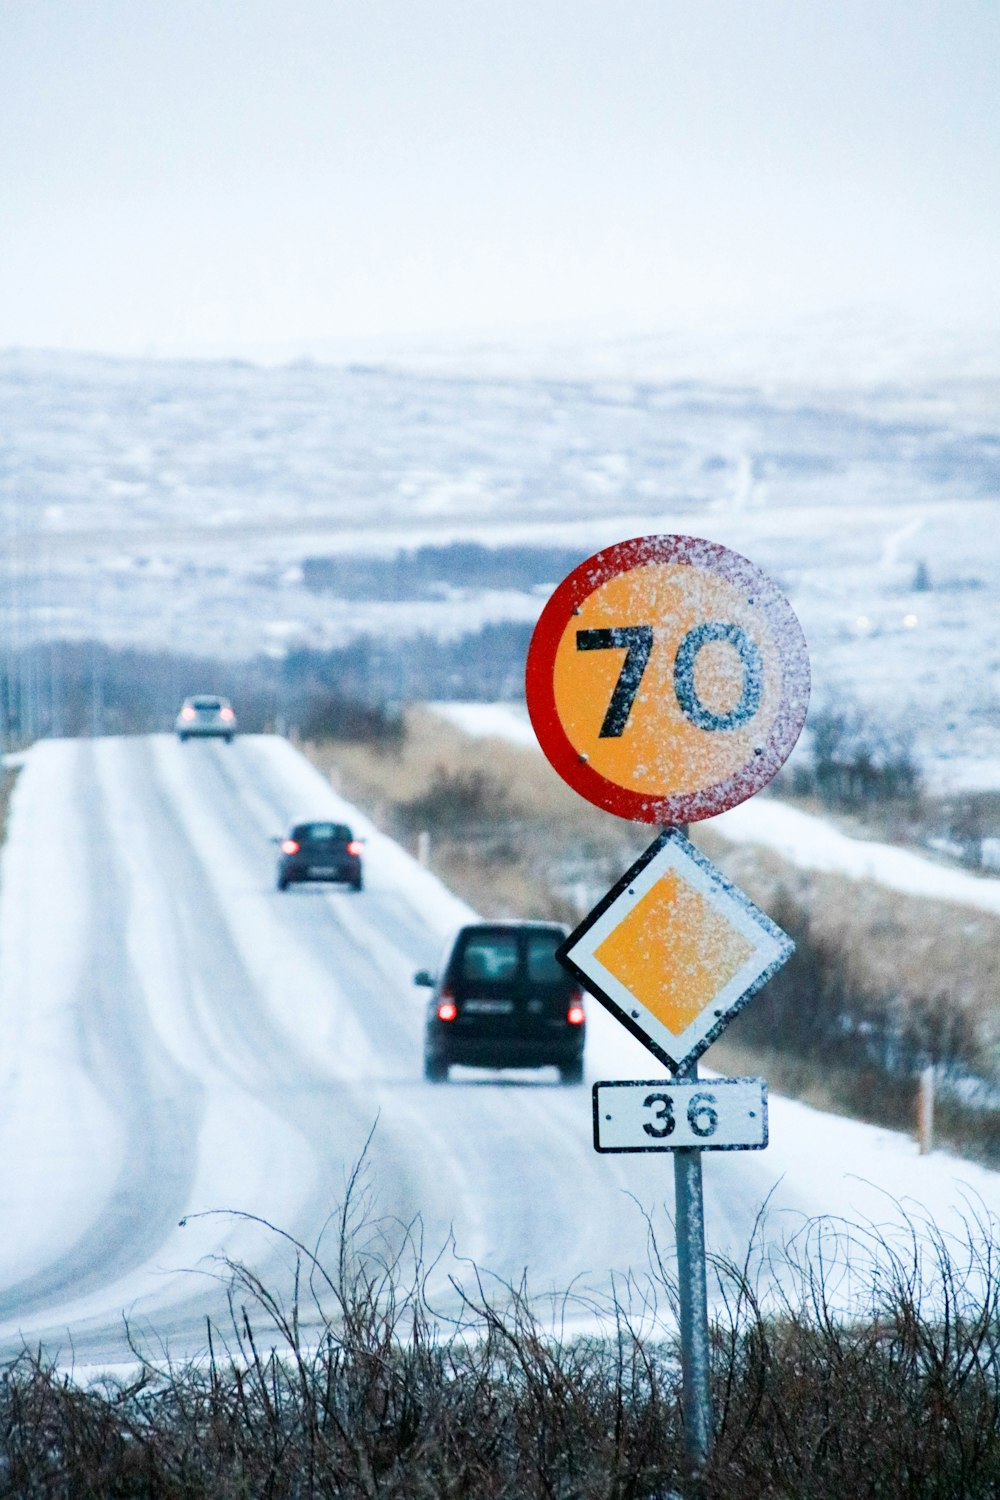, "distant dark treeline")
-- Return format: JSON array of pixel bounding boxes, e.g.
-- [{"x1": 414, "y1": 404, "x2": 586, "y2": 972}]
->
[
  {"x1": 281, "y1": 619, "x2": 532, "y2": 706},
  {"x1": 301, "y1": 542, "x2": 584, "y2": 600},
  {"x1": 0, "y1": 621, "x2": 533, "y2": 746}
]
